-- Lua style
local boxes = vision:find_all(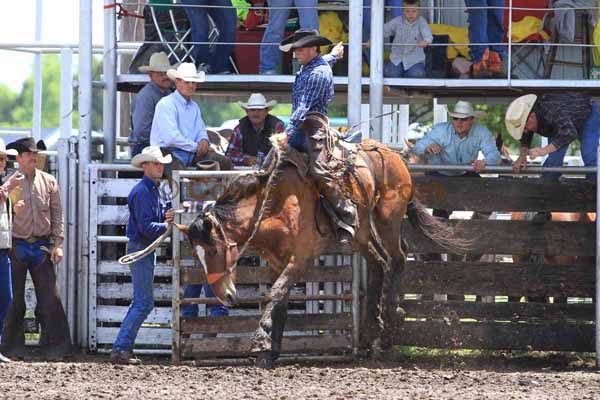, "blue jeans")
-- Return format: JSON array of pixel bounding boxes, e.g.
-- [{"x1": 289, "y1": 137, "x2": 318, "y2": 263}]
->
[
  {"x1": 130, "y1": 143, "x2": 148, "y2": 158},
  {"x1": 0, "y1": 250, "x2": 12, "y2": 338},
  {"x1": 181, "y1": 0, "x2": 237, "y2": 73},
  {"x1": 465, "y1": 0, "x2": 505, "y2": 63},
  {"x1": 363, "y1": 0, "x2": 403, "y2": 65},
  {"x1": 542, "y1": 101, "x2": 600, "y2": 180},
  {"x1": 112, "y1": 242, "x2": 156, "y2": 352},
  {"x1": 259, "y1": 0, "x2": 319, "y2": 73},
  {"x1": 384, "y1": 61, "x2": 426, "y2": 78},
  {"x1": 182, "y1": 284, "x2": 229, "y2": 317}
]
